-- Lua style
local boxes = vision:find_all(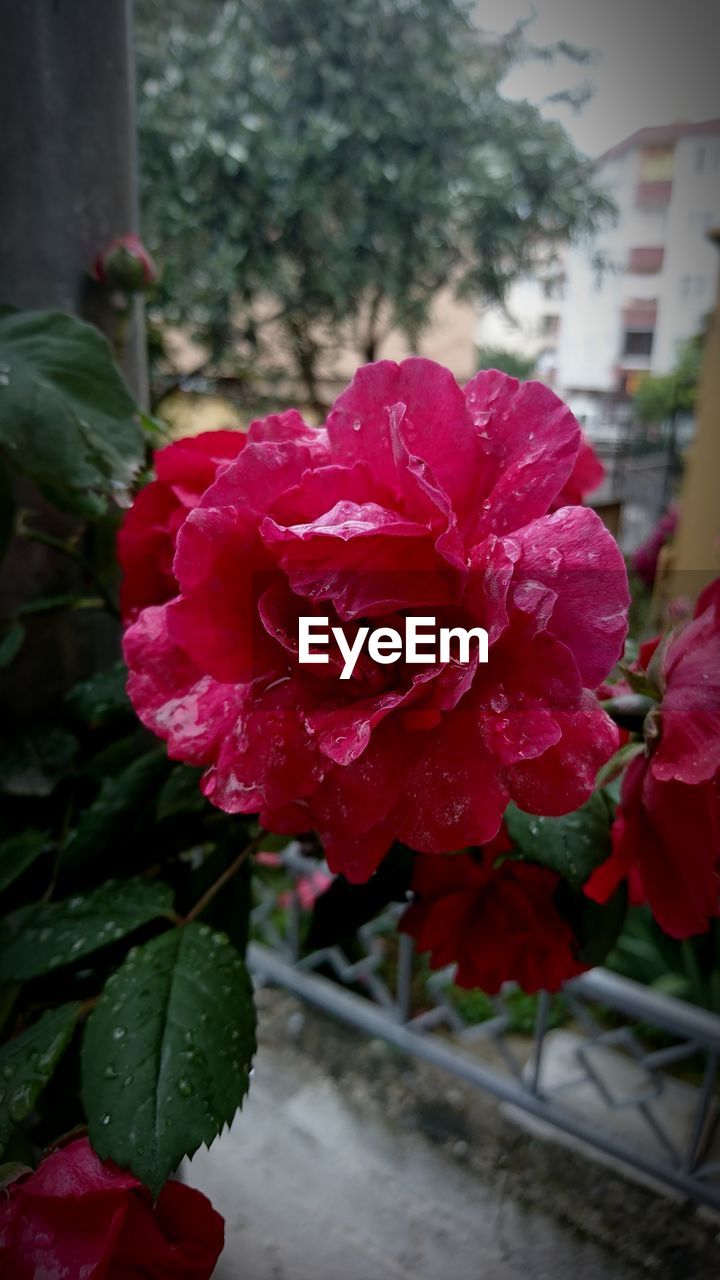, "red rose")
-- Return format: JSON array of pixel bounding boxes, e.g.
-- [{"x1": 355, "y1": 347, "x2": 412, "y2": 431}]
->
[
  {"x1": 0, "y1": 1138, "x2": 224, "y2": 1279},
  {"x1": 401, "y1": 833, "x2": 585, "y2": 993},
  {"x1": 93, "y1": 233, "x2": 158, "y2": 290},
  {"x1": 587, "y1": 752, "x2": 719, "y2": 937},
  {"x1": 549, "y1": 434, "x2": 604, "y2": 510},
  {"x1": 118, "y1": 430, "x2": 246, "y2": 622},
  {"x1": 586, "y1": 579, "x2": 720, "y2": 937},
  {"x1": 124, "y1": 360, "x2": 628, "y2": 882}
]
